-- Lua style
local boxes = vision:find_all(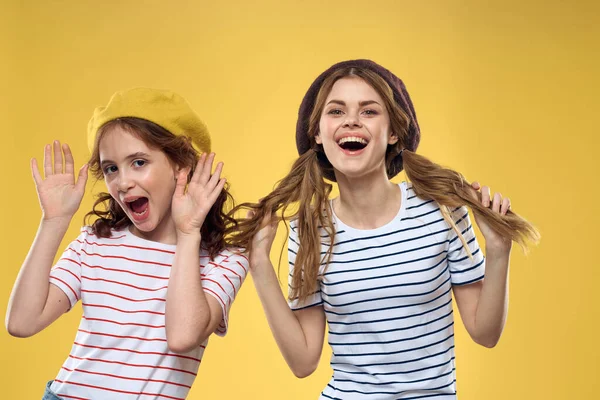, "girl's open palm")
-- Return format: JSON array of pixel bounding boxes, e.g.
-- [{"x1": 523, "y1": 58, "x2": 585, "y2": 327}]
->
[
  {"x1": 171, "y1": 153, "x2": 227, "y2": 236},
  {"x1": 31, "y1": 141, "x2": 89, "y2": 221}
]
